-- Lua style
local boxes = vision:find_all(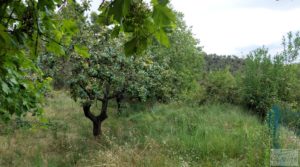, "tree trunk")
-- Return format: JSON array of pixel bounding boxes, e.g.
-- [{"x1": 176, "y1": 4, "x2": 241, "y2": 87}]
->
[
  {"x1": 83, "y1": 102, "x2": 107, "y2": 137},
  {"x1": 92, "y1": 98, "x2": 109, "y2": 137},
  {"x1": 82, "y1": 83, "x2": 110, "y2": 137},
  {"x1": 116, "y1": 93, "x2": 123, "y2": 113},
  {"x1": 92, "y1": 121, "x2": 101, "y2": 136},
  {"x1": 260, "y1": 110, "x2": 267, "y2": 122}
]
